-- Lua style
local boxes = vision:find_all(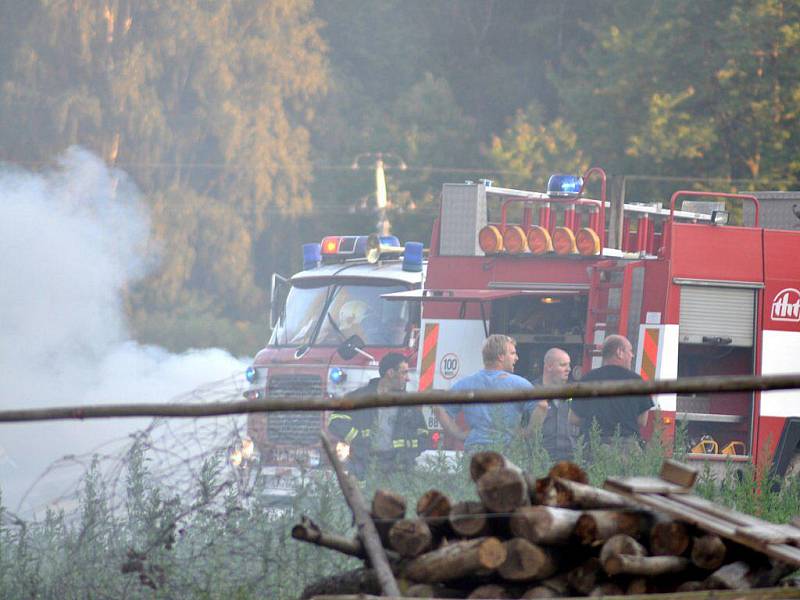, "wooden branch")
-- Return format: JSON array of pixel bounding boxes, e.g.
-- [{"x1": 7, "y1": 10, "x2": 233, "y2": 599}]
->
[
  {"x1": 292, "y1": 516, "x2": 365, "y2": 558},
  {"x1": 603, "y1": 554, "x2": 691, "y2": 577},
  {"x1": 477, "y1": 467, "x2": 530, "y2": 514},
  {"x1": 405, "y1": 583, "x2": 463, "y2": 598},
  {"x1": 449, "y1": 501, "x2": 491, "y2": 538},
  {"x1": 6, "y1": 373, "x2": 800, "y2": 422},
  {"x1": 510, "y1": 506, "x2": 581, "y2": 545},
  {"x1": 320, "y1": 431, "x2": 400, "y2": 597},
  {"x1": 403, "y1": 537, "x2": 507, "y2": 583},
  {"x1": 497, "y1": 538, "x2": 559, "y2": 581}
]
